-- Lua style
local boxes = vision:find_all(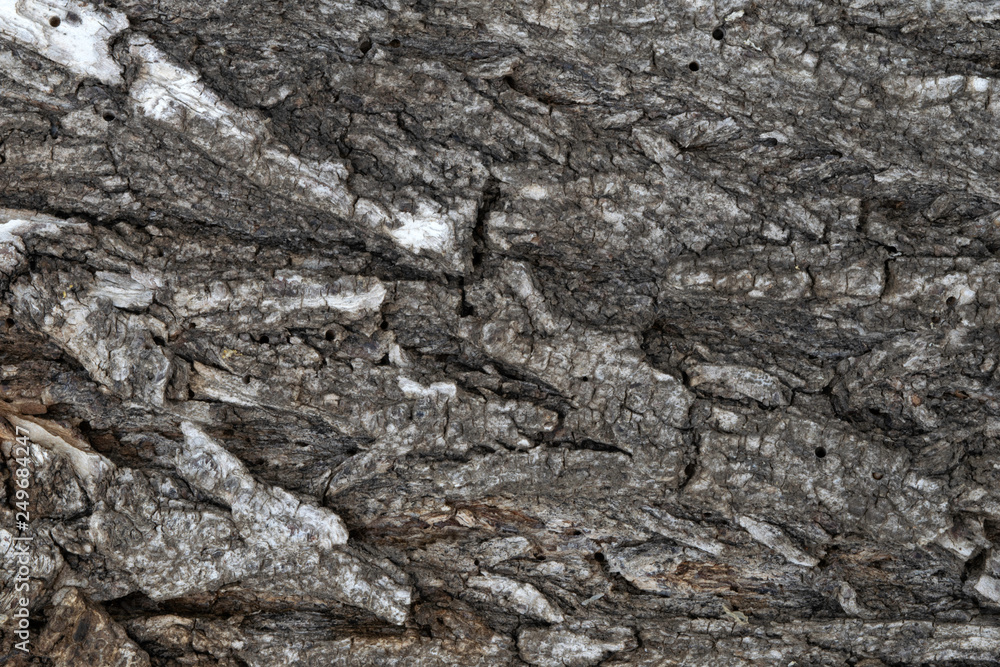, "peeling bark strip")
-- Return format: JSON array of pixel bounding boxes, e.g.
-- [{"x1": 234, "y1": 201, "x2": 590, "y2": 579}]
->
[
  {"x1": 1, "y1": 0, "x2": 1000, "y2": 663},
  {"x1": 0, "y1": 0, "x2": 127, "y2": 85}
]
